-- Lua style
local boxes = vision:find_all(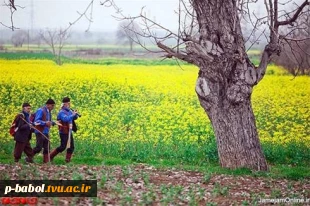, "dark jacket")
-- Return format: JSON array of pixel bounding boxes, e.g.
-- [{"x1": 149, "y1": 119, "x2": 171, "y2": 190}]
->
[{"x1": 14, "y1": 112, "x2": 32, "y2": 143}]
